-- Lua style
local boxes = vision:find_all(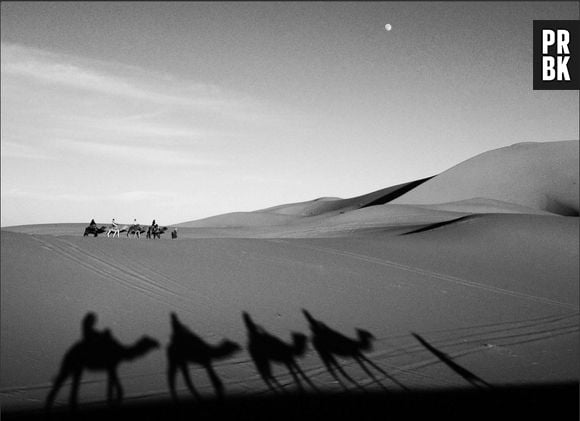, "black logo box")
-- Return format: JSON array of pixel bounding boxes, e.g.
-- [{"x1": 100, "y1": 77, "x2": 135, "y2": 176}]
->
[{"x1": 533, "y1": 20, "x2": 579, "y2": 90}]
